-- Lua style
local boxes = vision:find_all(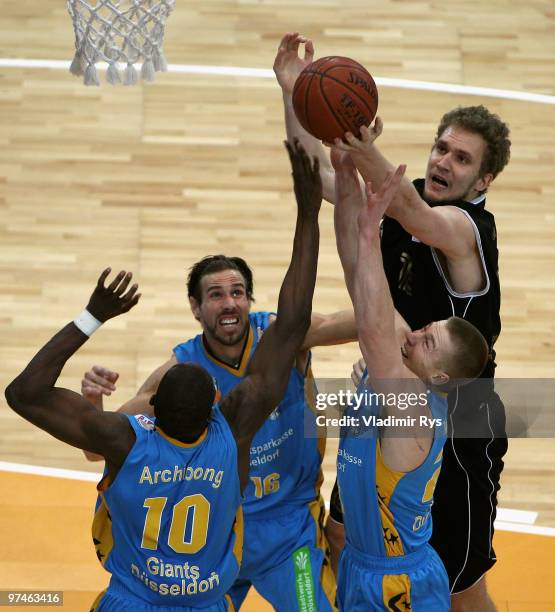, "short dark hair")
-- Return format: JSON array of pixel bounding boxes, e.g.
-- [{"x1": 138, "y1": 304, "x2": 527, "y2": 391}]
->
[
  {"x1": 152, "y1": 363, "x2": 216, "y2": 439},
  {"x1": 186, "y1": 255, "x2": 254, "y2": 303},
  {"x1": 442, "y1": 316, "x2": 489, "y2": 383},
  {"x1": 435, "y1": 105, "x2": 511, "y2": 180}
]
